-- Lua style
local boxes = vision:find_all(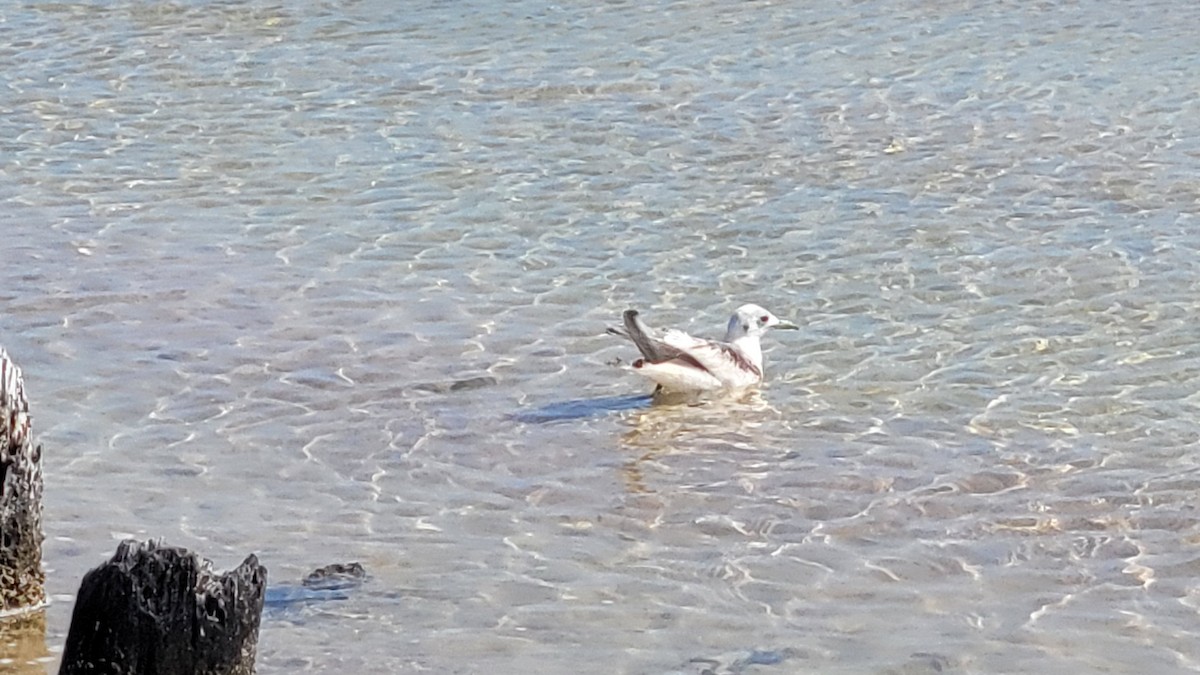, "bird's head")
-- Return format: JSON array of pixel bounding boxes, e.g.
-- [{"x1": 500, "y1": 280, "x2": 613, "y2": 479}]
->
[{"x1": 726, "y1": 303, "x2": 799, "y2": 340}]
